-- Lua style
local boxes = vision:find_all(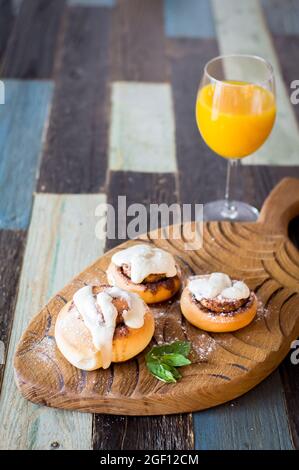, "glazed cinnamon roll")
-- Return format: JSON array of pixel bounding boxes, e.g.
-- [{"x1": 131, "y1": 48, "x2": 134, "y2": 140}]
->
[
  {"x1": 107, "y1": 244, "x2": 181, "y2": 304},
  {"x1": 55, "y1": 284, "x2": 154, "y2": 370},
  {"x1": 180, "y1": 273, "x2": 257, "y2": 332}
]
